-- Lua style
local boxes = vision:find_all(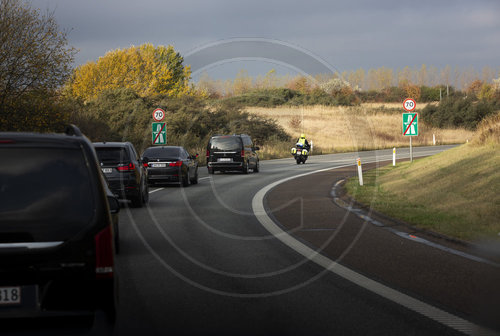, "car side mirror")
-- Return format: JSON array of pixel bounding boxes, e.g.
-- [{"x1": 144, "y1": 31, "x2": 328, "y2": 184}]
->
[{"x1": 108, "y1": 195, "x2": 120, "y2": 214}]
